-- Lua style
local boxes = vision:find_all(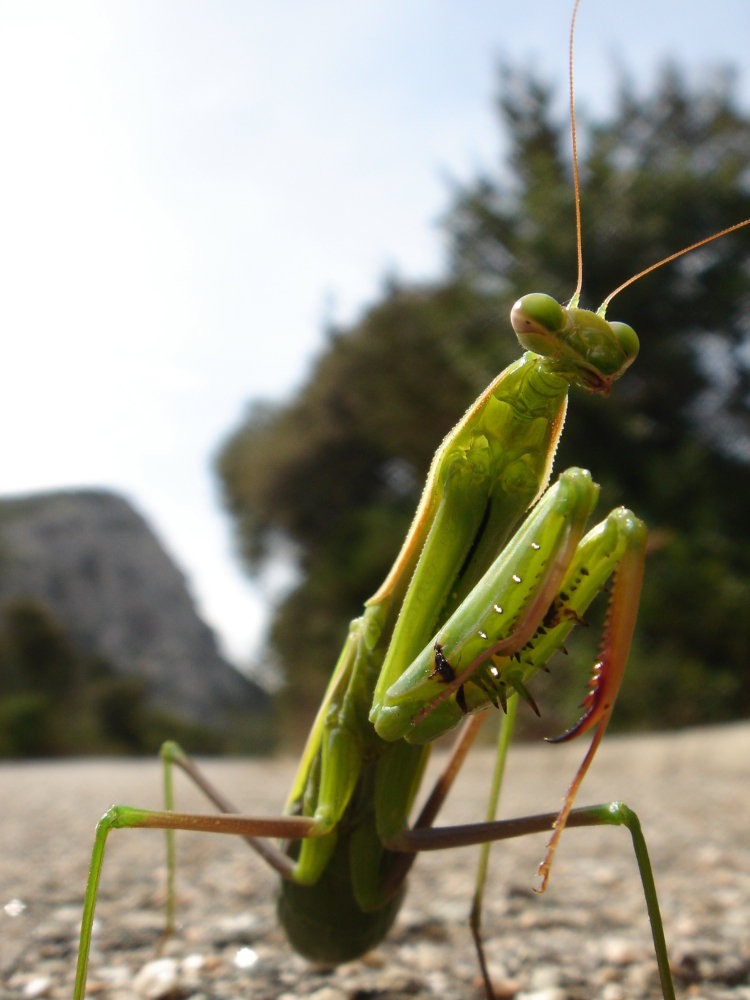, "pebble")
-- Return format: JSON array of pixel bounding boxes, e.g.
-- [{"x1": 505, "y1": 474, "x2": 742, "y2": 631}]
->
[
  {"x1": 132, "y1": 958, "x2": 179, "y2": 999},
  {"x1": 306, "y1": 989, "x2": 347, "y2": 1000},
  {"x1": 516, "y1": 989, "x2": 568, "y2": 1000},
  {"x1": 527, "y1": 963, "x2": 563, "y2": 990},
  {"x1": 22, "y1": 975, "x2": 53, "y2": 998},
  {"x1": 601, "y1": 936, "x2": 643, "y2": 965}
]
